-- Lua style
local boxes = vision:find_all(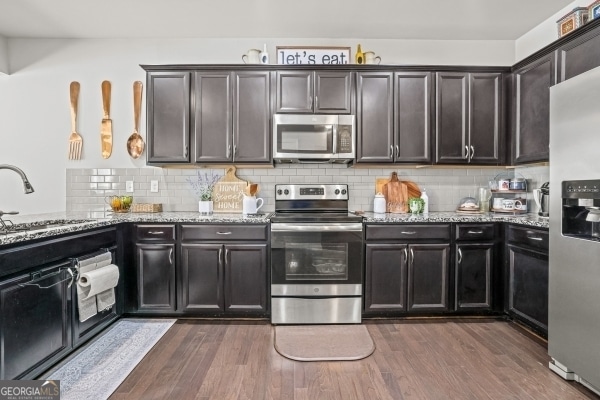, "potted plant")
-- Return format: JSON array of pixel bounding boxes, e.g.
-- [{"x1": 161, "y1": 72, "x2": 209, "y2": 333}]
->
[{"x1": 186, "y1": 169, "x2": 222, "y2": 214}]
